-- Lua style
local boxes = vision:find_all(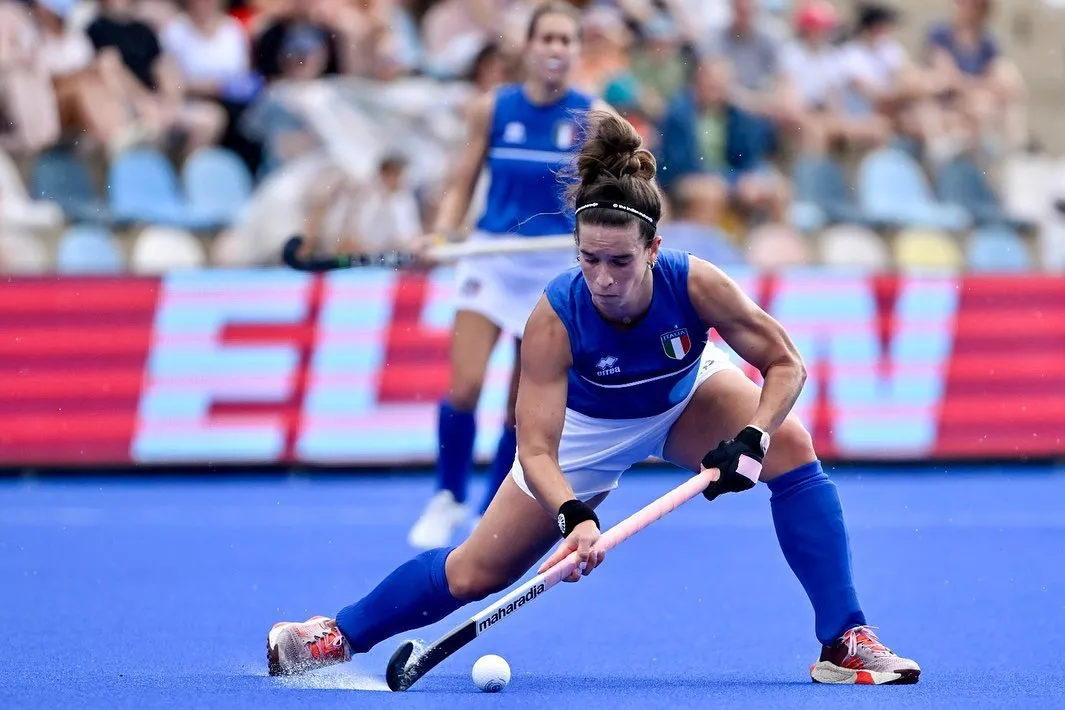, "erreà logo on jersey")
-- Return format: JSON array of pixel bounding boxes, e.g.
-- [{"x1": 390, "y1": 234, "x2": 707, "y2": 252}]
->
[
  {"x1": 596, "y1": 355, "x2": 620, "y2": 376},
  {"x1": 477, "y1": 583, "x2": 546, "y2": 633},
  {"x1": 503, "y1": 121, "x2": 526, "y2": 143},
  {"x1": 661, "y1": 329, "x2": 691, "y2": 360}
]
